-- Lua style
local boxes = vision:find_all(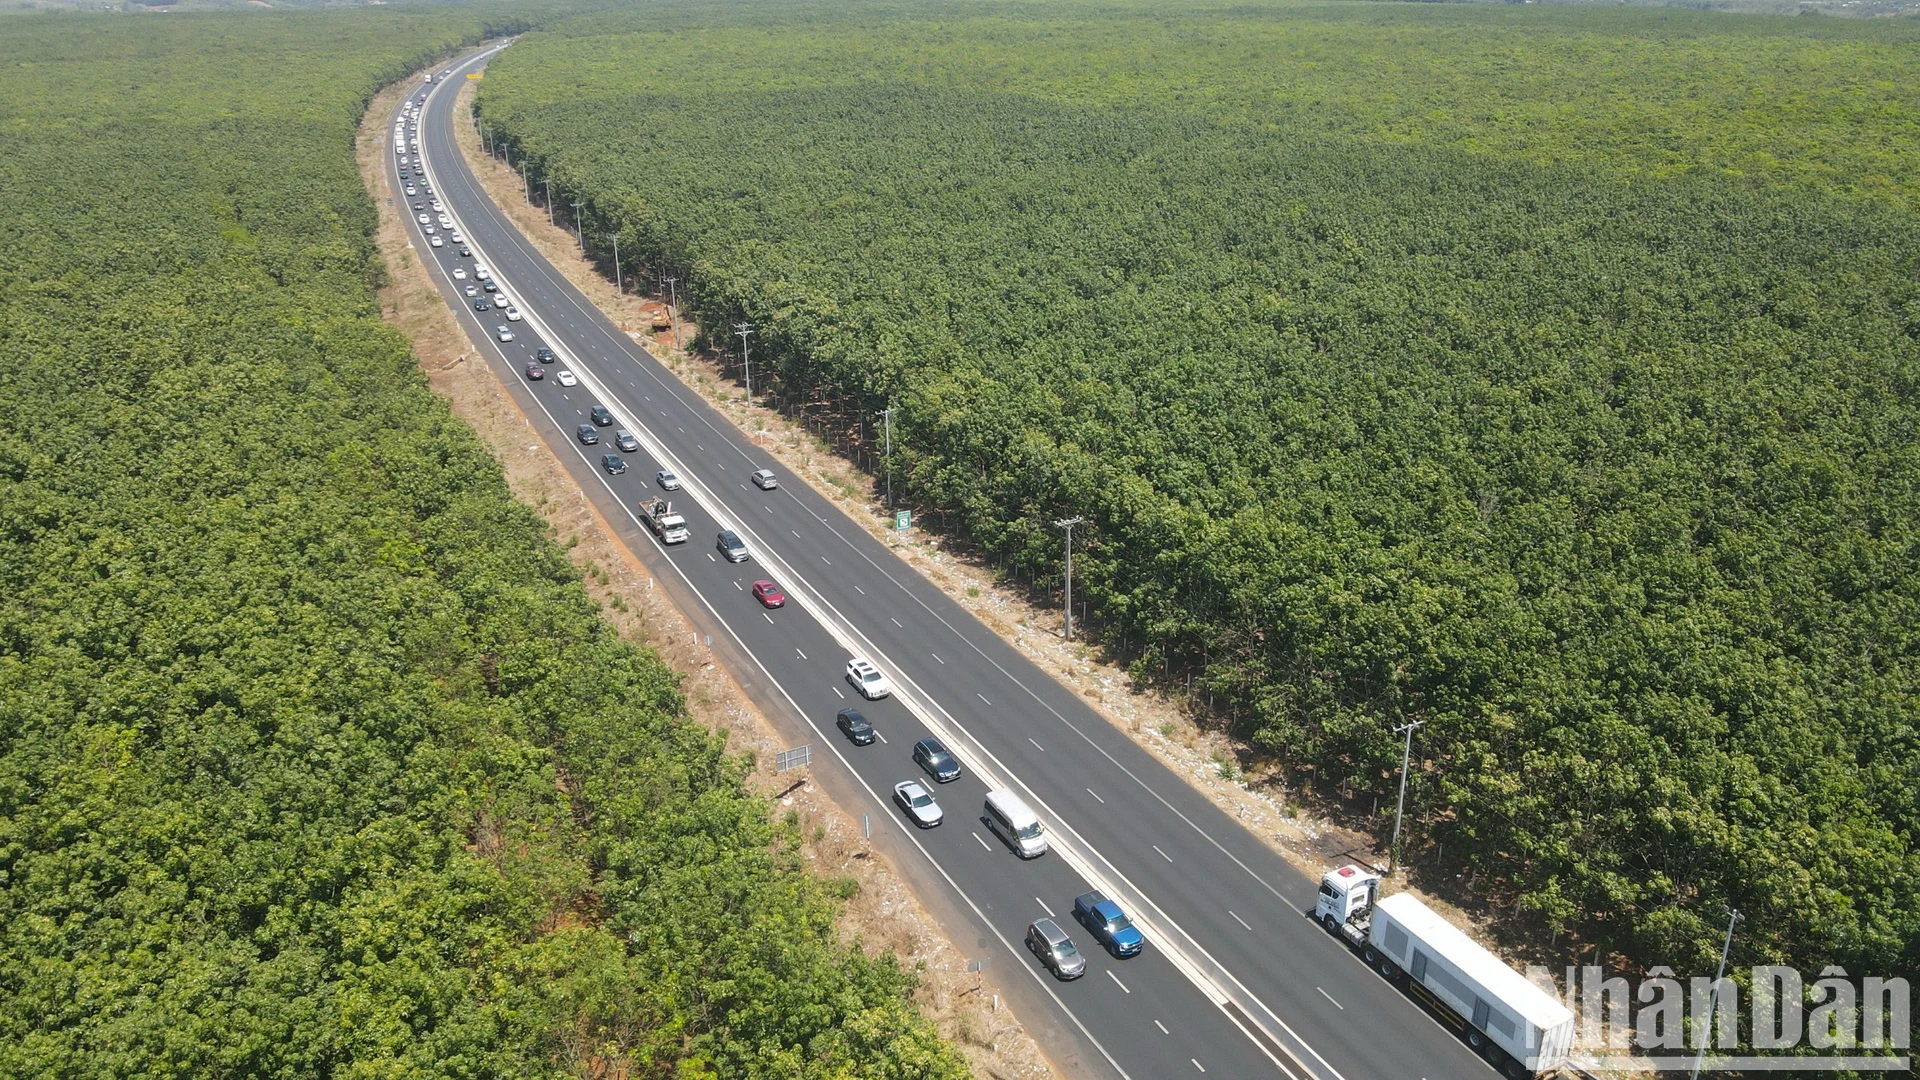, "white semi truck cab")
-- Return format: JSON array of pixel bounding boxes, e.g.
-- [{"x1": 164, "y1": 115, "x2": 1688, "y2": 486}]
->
[{"x1": 1315, "y1": 865, "x2": 1575, "y2": 1078}]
